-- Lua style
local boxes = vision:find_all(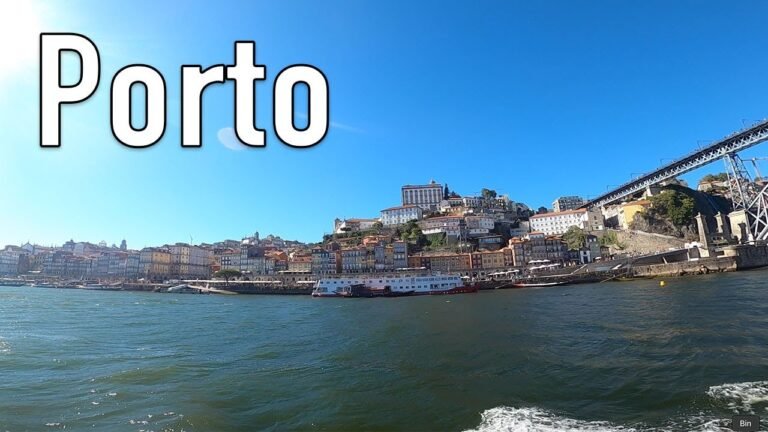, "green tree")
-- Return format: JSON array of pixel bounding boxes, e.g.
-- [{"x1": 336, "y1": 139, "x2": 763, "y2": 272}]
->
[
  {"x1": 599, "y1": 231, "x2": 626, "y2": 250},
  {"x1": 562, "y1": 226, "x2": 587, "y2": 250},
  {"x1": 213, "y1": 269, "x2": 242, "y2": 286},
  {"x1": 372, "y1": 221, "x2": 384, "y2": 230},
  {"x1": 701, "y1": 173, "x2": 729, "y2": 183},
  {"x1": 426, "y1": 233, "x2": 446, "y2": 248},
  {"x1": 481, "y1": 188, "x2": 498, "y2": 200},
  {"x1": 399, "y1": 220, "x2": 426, "y2": 247},
  {"x1": 649, "y1": 190, "x2": 696, "y2": 226}
]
